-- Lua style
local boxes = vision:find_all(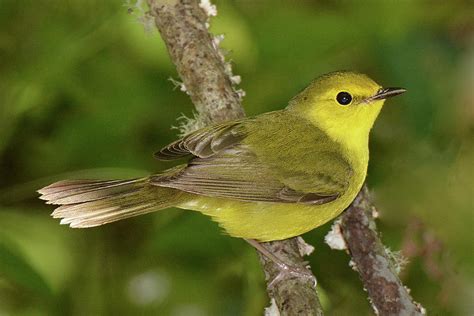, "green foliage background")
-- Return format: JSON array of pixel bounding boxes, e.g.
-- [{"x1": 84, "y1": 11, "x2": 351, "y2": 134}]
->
[{"x1": 0, "y1": 1, "x2": 472, "y2": 315}]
